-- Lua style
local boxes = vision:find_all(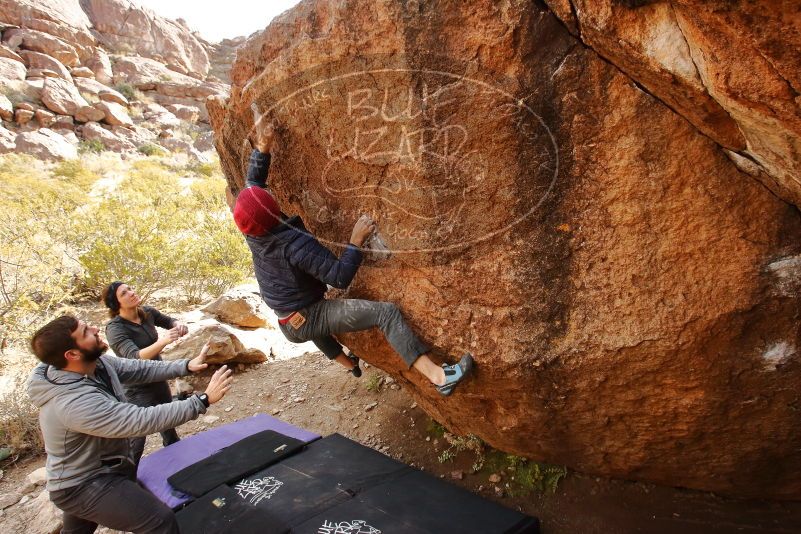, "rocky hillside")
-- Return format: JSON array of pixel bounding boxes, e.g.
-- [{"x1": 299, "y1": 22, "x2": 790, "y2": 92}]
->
[
  {"x1": 211, "y1": 0, "x2": 801, "y2": 500},
  {"x1": 0, "y1": 0, "x2": 237, "y2": 160}
]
